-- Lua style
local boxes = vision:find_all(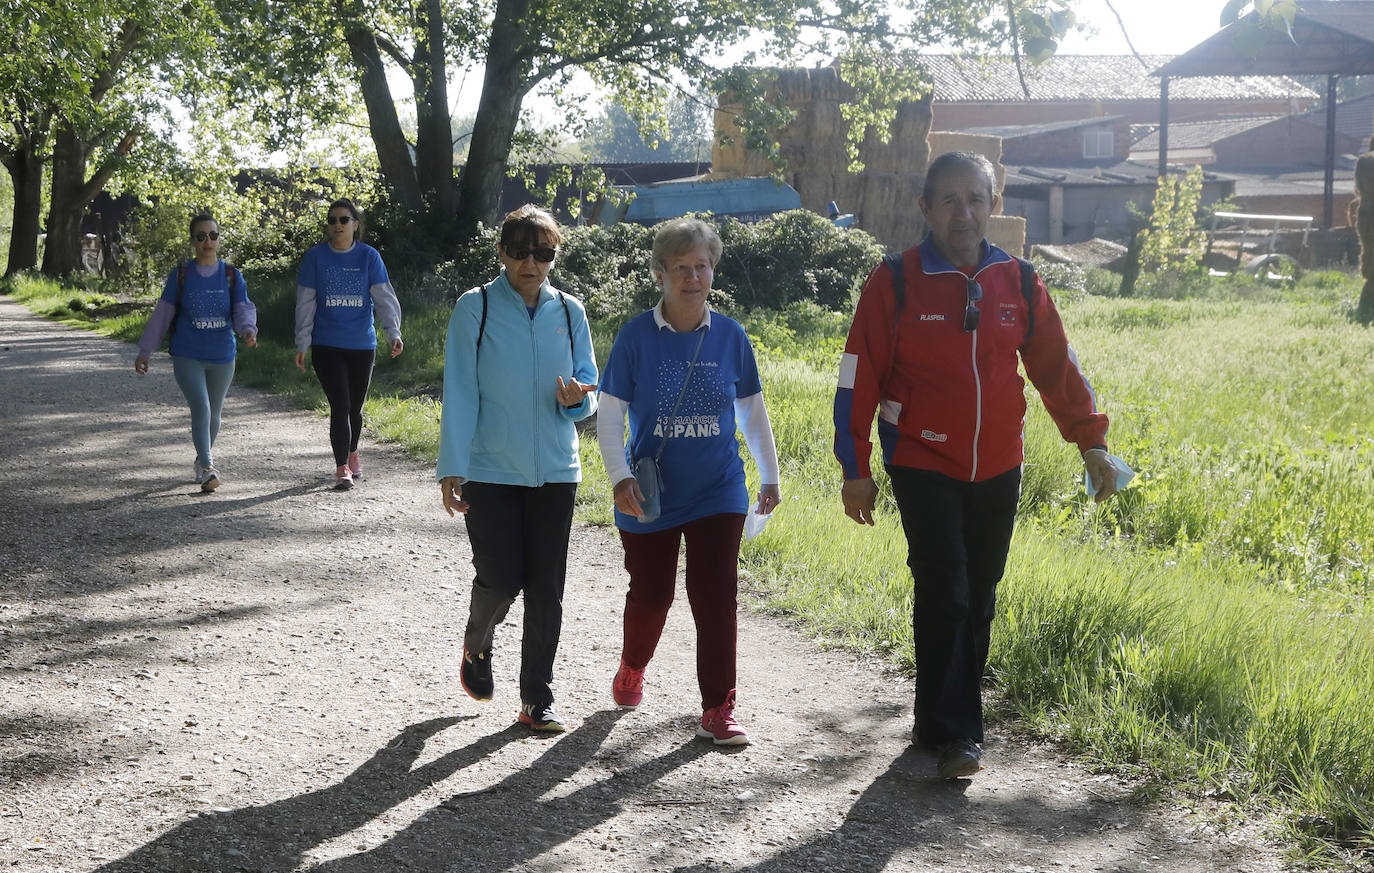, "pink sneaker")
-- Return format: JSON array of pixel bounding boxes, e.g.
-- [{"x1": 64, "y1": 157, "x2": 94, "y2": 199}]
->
[
  {"x1": 347, "y1": 451, "x2": 362, "y2": 480},
  {"x1": 334, "y1": 465, "x2": 353, "y2": 490},
  {"x1": 697, "y1": 689, "x2": 749, "y2": 746},
  {"x1": 612, "y1": 659, "x2": 645, "y2": 709}
]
